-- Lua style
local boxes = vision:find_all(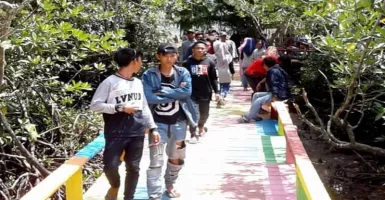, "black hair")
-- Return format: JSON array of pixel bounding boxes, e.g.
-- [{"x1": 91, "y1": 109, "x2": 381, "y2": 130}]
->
[
  {"x1": 113, "y1": 48, "x2": 143, "y2": 67},
  {"x1": 191, "y1": 40, "x2": 207, "y2": 48},
  {"x1": 262, "y1": 57, "x2": 276, "y2": 68}
]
